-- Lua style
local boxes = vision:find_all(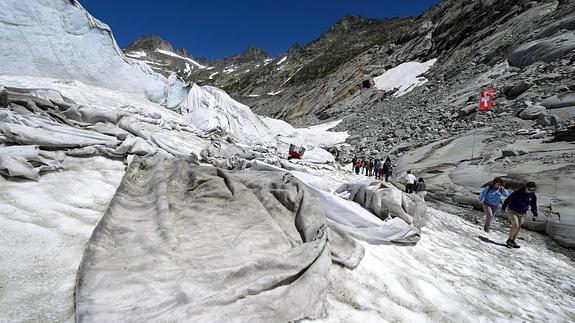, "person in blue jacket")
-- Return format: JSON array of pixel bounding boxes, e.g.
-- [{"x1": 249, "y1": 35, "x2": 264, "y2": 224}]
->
[
  {"x1": 478, "y1": 177, "x2": 509, "y2": 233},
  {"x1": 502, "y1": 182, "x2": 539, "y2": 248}
]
